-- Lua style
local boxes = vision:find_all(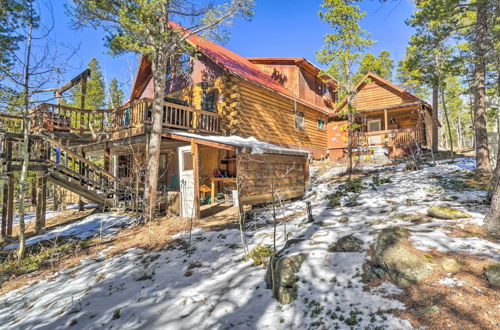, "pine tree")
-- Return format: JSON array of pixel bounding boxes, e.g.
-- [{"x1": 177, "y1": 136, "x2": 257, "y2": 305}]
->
[
  {"x1": 68, "y1": 0, "x2": 254, "y2": 221},
  {"x1": 70, "y1": 58, "x2": 106, "y2": 109},
  {"x1": 354, "y1": 50, "x2": 394, "y2": 83},
  {"x1": 108, "y1": 78, "x2": 124, "y2": 108},
  {"x1": 316, "y1": 0, "x2": 374, "y2": 174}
]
